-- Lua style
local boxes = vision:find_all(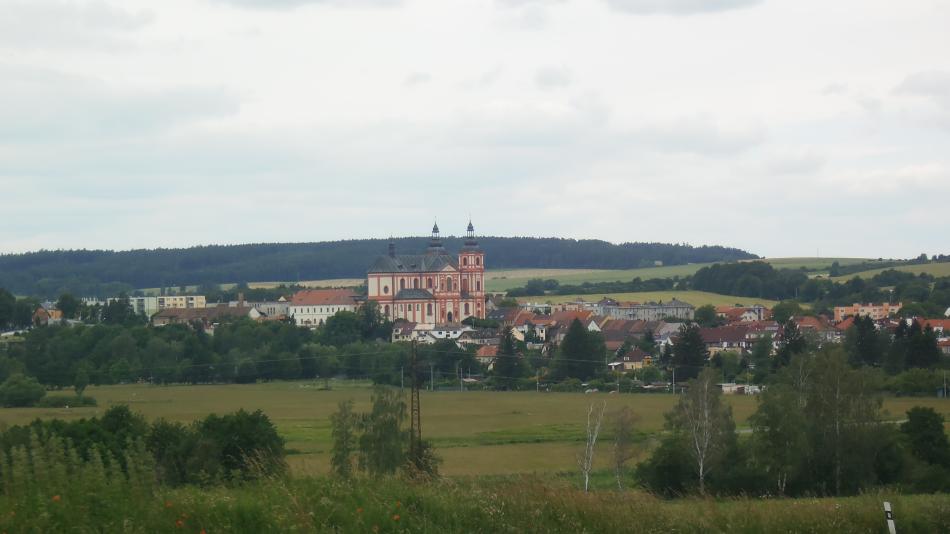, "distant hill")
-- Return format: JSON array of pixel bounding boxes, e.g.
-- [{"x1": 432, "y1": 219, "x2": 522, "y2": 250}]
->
[{"x1": 0, "y1": 237, "x2": 757, "y2": 298}]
